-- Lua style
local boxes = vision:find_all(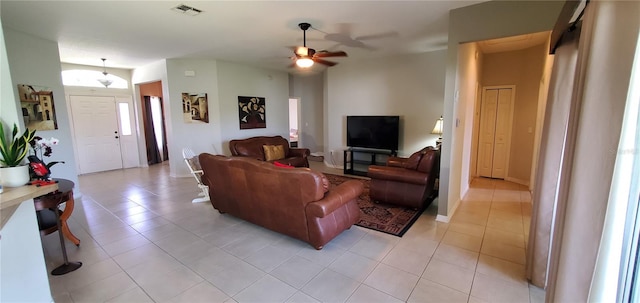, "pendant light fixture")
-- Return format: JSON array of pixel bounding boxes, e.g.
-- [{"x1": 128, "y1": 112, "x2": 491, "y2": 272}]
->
[{"x1": 97, "y1": 58, "x2": 113, "y2": 88}]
